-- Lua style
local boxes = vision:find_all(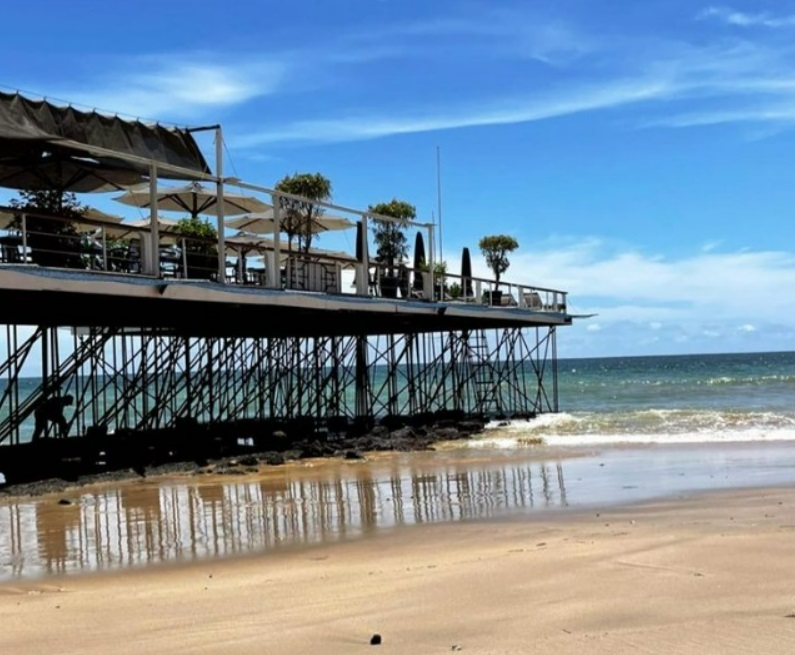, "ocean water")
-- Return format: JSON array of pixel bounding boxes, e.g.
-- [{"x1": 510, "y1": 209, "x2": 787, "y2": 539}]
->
[
  {"x1": 3, "y1": 350, "x2": 795, "y2": 580},
  {"x1": 476, "y1": 350, "x2": 795, "y2": 448}
]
